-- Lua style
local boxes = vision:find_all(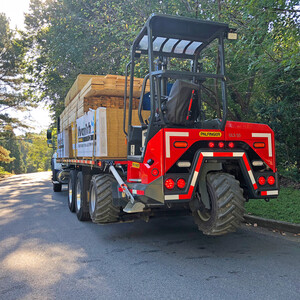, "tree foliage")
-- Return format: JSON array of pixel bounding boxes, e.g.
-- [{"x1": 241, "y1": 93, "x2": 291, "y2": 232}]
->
[
  {"x1": 25, "y1": 132, "x2": 52, "y2": 172},
  {"x1": 0, "y1": 145, "x2": 13, "y2": 163},
  {"x1": 24, "y1": 0, "x2": 300, "y2": 178},
  {"x1": 0, "y1": 127, "x2": 25, "y2": 173},
  {"x1": 0, "y1": 130, "x2": 53, "y2": 174},
  {"x1": 0, "y1": 13, "x2": 32, "y2": 130},
  {"x1": 0, "y1": 13, "x2": 38, "y2": 165}
]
